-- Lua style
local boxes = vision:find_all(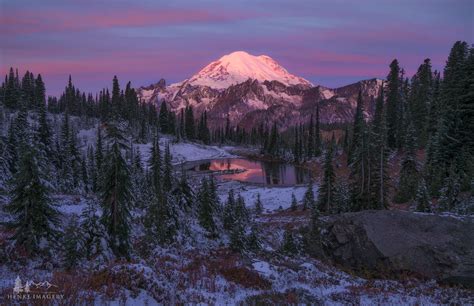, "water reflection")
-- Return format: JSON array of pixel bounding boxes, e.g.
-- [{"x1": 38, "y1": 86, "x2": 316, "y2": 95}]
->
[{"x1": 189, "y1": 158, "x2": 310, "y2": 186}]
